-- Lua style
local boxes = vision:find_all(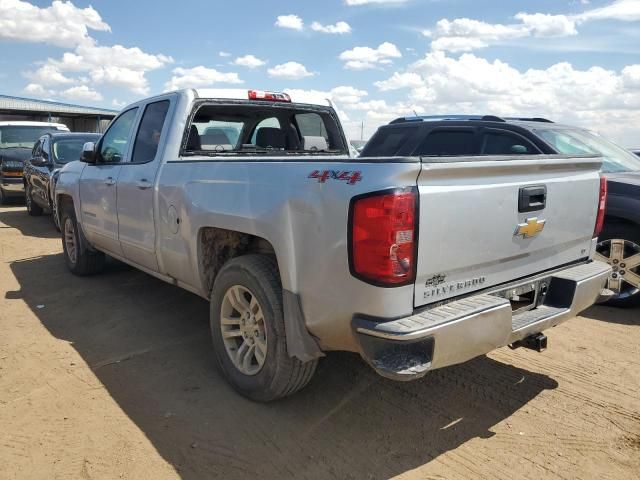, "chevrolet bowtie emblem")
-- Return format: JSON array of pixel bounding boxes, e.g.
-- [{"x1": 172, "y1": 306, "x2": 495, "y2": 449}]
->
[{"x1": 515, "y1": 217, "x2": 546, "y2": 238}]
